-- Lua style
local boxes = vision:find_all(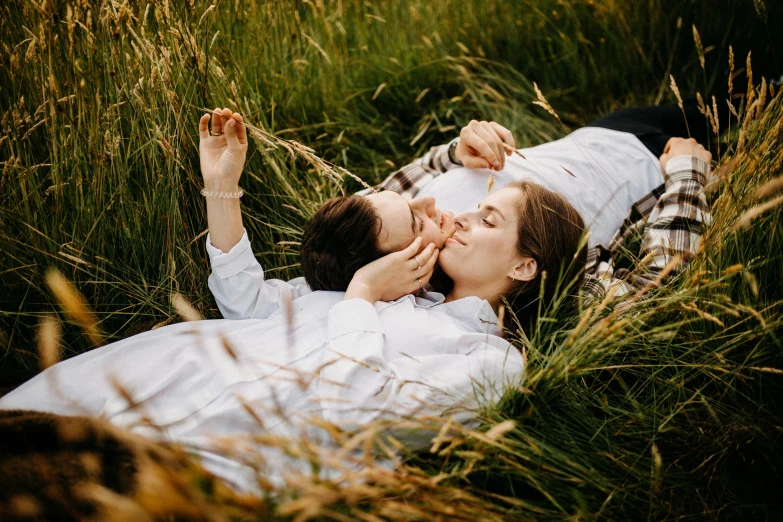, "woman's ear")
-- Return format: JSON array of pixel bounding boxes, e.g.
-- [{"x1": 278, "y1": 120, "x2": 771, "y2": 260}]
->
[{"x1": 509, "y1": 257, "x2": 537, "y2": 282}]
